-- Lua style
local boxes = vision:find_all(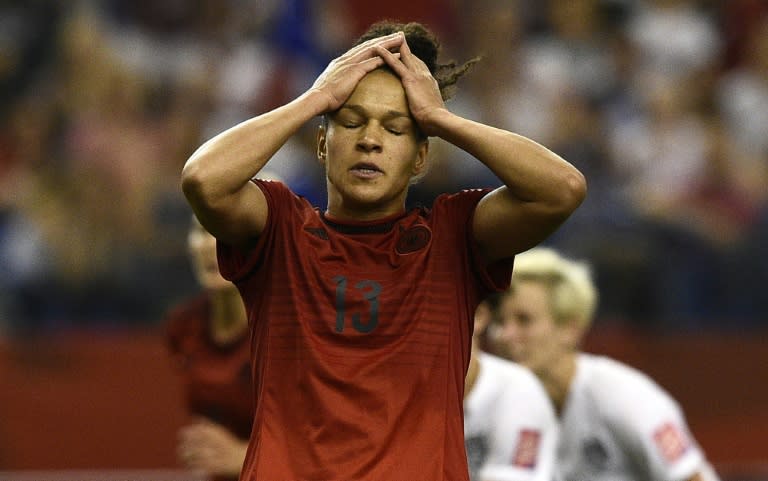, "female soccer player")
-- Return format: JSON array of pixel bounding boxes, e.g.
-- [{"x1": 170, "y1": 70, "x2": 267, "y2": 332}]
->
[
  {"x1": 464, "y1": 297, "x2": 558, "y2": 481},
  {"x1": 181, "y1": 20, "x2": 585, "y2": 481},
  {"x1": 165, "y1": 218, "x2": 250, "y2": 481},
  {"x1": 490, "y1": 247, "x2": 721, "y2": 481}
]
